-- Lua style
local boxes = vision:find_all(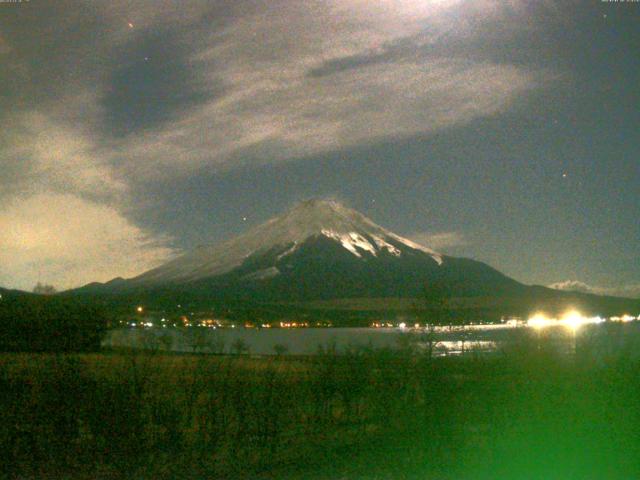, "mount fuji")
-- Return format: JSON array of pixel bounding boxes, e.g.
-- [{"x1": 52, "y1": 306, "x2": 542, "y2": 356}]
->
[
  {"x1": 83, "y1": 199, "x2": 520, "y2": 298},
  {"x1": 136, "y1": 198, "x2": 445, "y2": 285},
  {"x1": 71, "y1": 199, "x2": 639, "y2": 320}
]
